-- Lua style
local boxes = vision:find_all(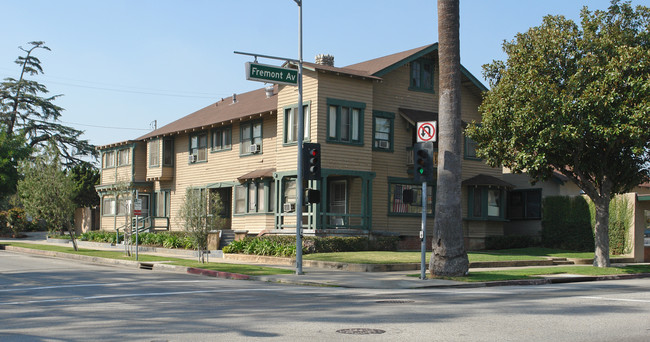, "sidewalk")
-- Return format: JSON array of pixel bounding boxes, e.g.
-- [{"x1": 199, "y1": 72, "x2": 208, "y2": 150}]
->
[{"x1": 1, "y1": 232, "x2": 647, "y2": 289}]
